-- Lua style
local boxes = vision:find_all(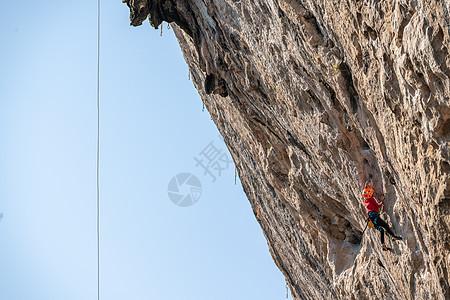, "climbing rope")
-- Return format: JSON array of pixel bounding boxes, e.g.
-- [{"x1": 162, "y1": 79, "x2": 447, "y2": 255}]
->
[
  {"x1": 160, "y1": 23, "x2": 163, "y2": 36},
  {"x1": 360, "y1": 217, "x2": 370, "y2": 237},
  {"x1": 234, "y1": 166, "x2": 237, "y2": 185},
  {"x1": 96, "y1": 0, "x2": 101, "y2": 298},
  {"x1": 257, "y1": 204, "x2": 260, "y2": 221}
]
